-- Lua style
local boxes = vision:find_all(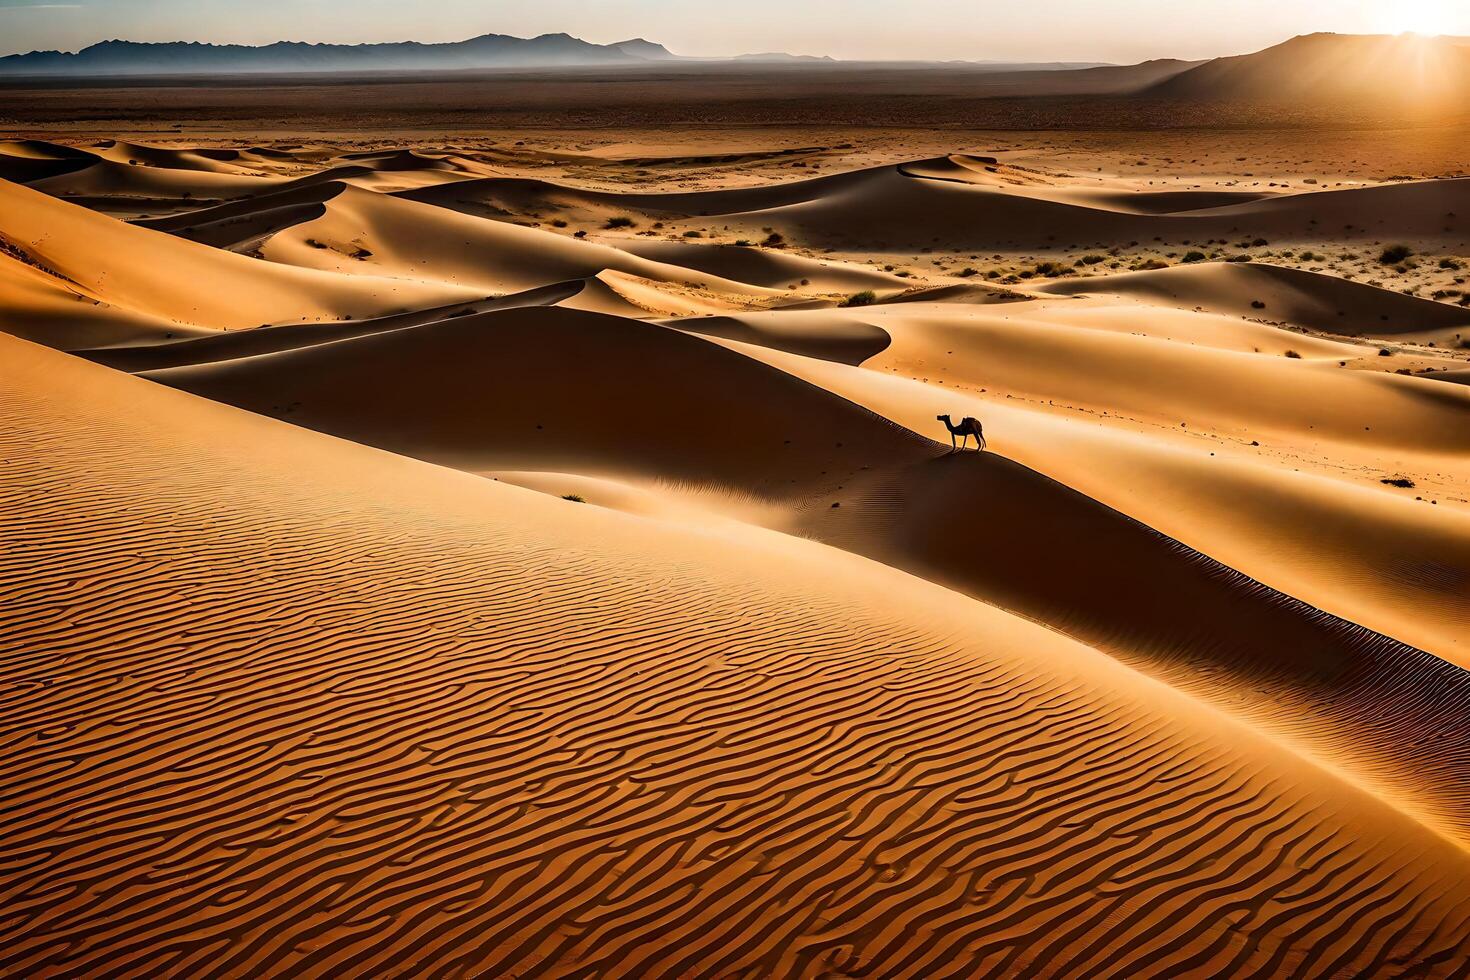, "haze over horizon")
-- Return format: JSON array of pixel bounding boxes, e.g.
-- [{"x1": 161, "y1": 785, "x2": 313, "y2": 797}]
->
[{"x1": 2, "y1": 0, "x2": 1468, "y2": 63}]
